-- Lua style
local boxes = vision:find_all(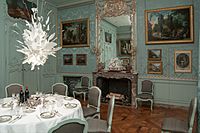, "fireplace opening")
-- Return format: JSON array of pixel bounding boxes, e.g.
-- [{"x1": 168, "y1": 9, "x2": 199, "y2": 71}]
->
[{"x1": 96, "y1": 77, "x2": 131, "y2": 106}]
